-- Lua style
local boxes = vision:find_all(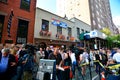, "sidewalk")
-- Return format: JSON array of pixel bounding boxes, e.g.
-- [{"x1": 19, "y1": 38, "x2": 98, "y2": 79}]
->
[{"x1": 72, "y1": 66, "x2": 98, "y2": 80}]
